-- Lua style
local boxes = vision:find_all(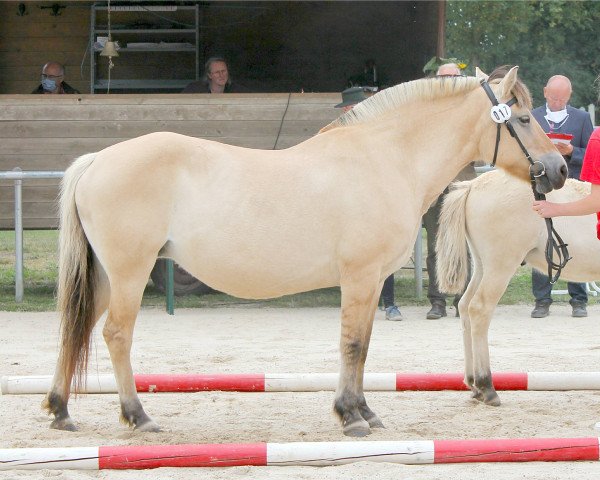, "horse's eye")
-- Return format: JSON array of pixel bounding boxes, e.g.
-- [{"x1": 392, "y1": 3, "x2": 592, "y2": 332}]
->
[{"x1": 519, "y1": 115, "x2": 530, "y2": 124}]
